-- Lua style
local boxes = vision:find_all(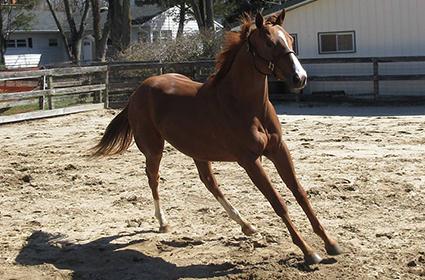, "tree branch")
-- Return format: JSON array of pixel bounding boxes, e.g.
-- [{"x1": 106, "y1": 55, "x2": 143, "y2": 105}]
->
[
  {"x1": 45, "y1": 0, "x2": 72, "y2": 59},
  {"x1": 63, "y1": 0, "x2": 77, "y2": 35},
  {"x1": 77, "y1": 0, "x2": 90, "y2": 38}
]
